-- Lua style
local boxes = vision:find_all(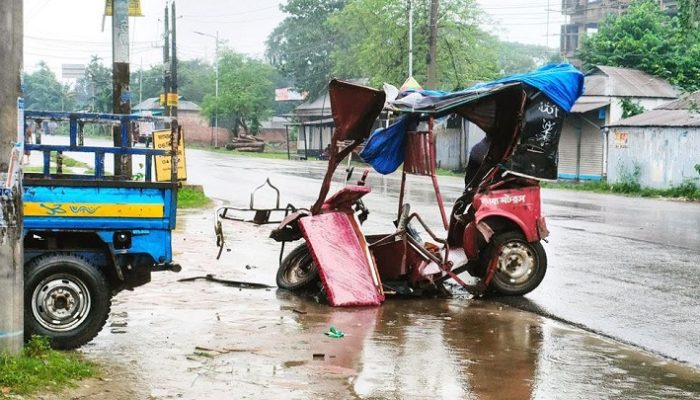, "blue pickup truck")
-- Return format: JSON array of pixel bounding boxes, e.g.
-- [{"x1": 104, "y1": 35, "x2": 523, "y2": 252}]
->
[{"x1": 22, "y1": 111, "x2": 180, "y2": 349}]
